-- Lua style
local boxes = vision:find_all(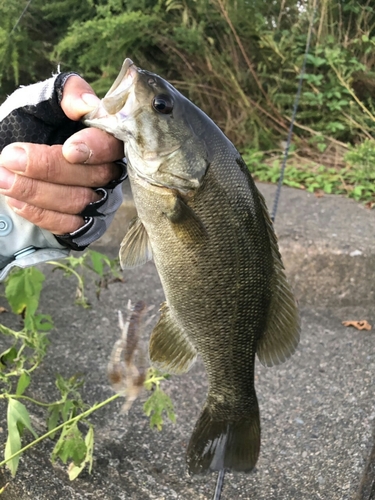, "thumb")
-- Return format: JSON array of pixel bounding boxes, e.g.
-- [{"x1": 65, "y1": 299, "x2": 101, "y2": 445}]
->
[{"x1": 60, "y1": 75, "x2": 100, "y2": 121}]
